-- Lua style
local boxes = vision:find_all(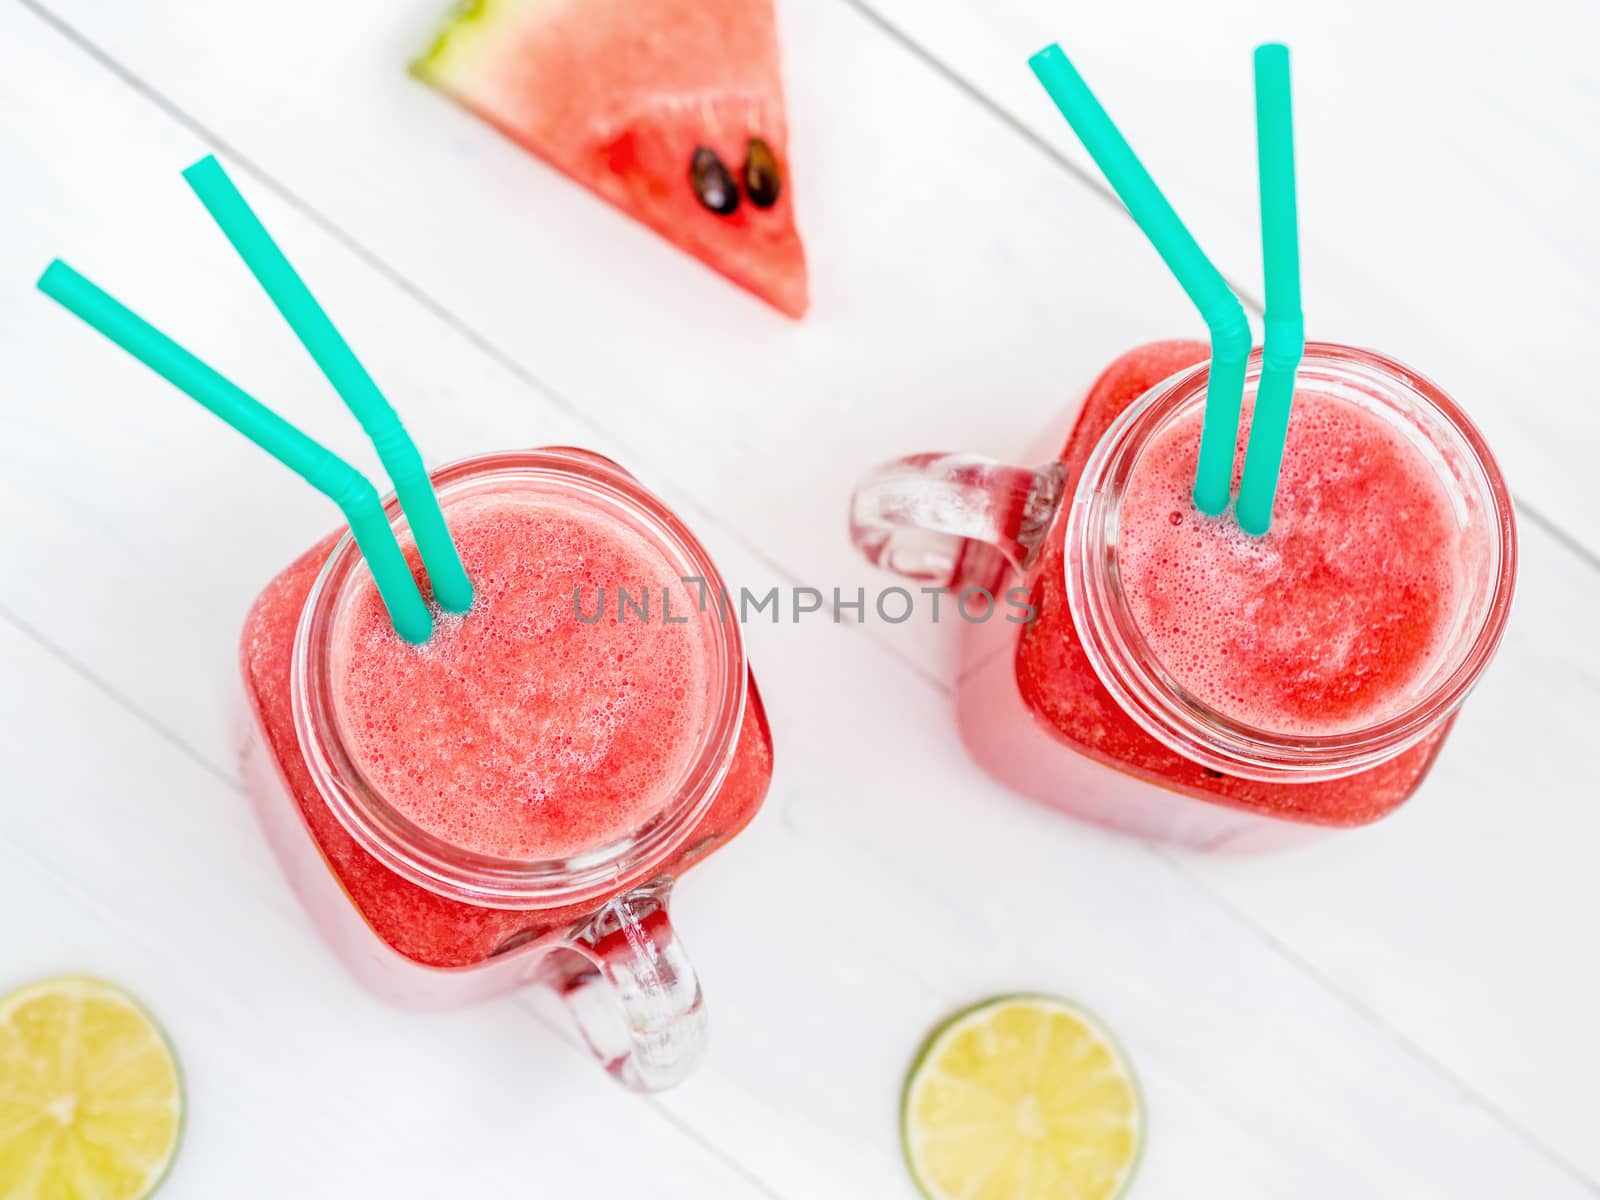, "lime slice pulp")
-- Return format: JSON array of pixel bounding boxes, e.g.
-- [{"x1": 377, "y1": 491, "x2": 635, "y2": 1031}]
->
[
  {"x1": 0, "y1": 977, "x2": 183, "y2": 1200},
  {"x1": 902, "y1": 994, "x2": 1142, "y2": 1200}
]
